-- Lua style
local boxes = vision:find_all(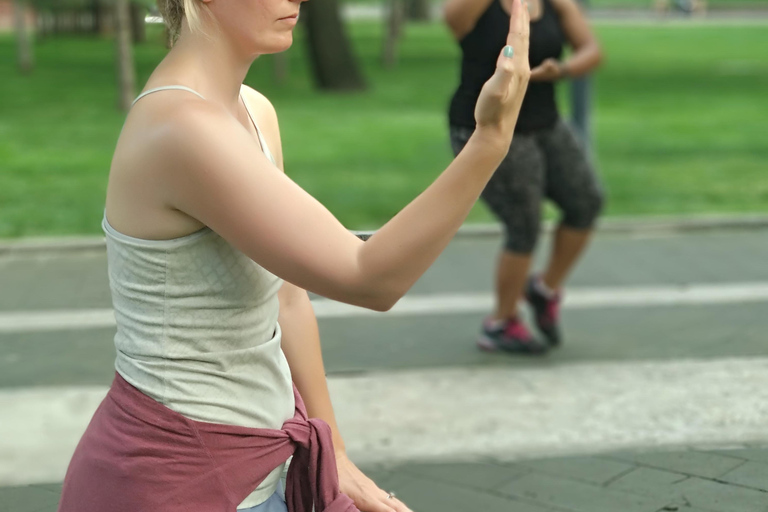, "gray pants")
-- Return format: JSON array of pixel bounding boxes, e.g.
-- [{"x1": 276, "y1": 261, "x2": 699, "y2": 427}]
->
[{"x1": 450, "y1": 120, "x2": 605, "y2": 253}]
